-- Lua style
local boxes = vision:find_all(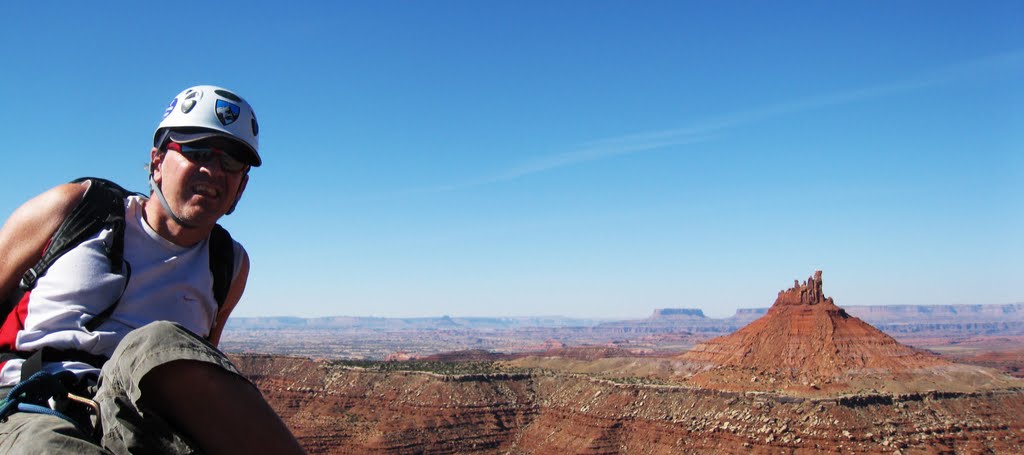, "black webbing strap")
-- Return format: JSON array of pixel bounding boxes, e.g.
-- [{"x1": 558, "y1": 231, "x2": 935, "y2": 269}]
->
[
  {"x1": 20, "y1": 349, "x2": 43, "y2": 383},
  {"x1": 20, "y1": 178, "x2": 130, "y2": 293},
  {"x1": 19, "y1": 348, "x2": 109, "y2": 382},
  {"x1": 209, "y1": 224, "x2": 234, "y2": 308}
]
